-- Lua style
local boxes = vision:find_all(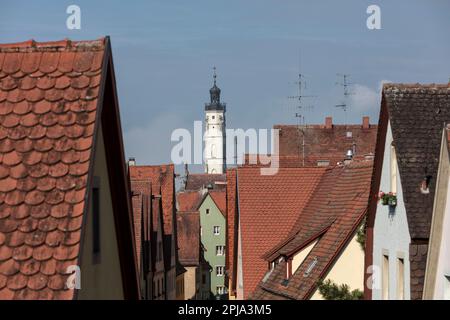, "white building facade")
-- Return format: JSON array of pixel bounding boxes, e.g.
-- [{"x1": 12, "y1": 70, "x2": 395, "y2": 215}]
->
[
  {"x1": 372, "y1": 121, "x2": 411, "y2": 300},
  {"x1": 204, "y1": 70, "x2": 226, "y2": 174}
]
